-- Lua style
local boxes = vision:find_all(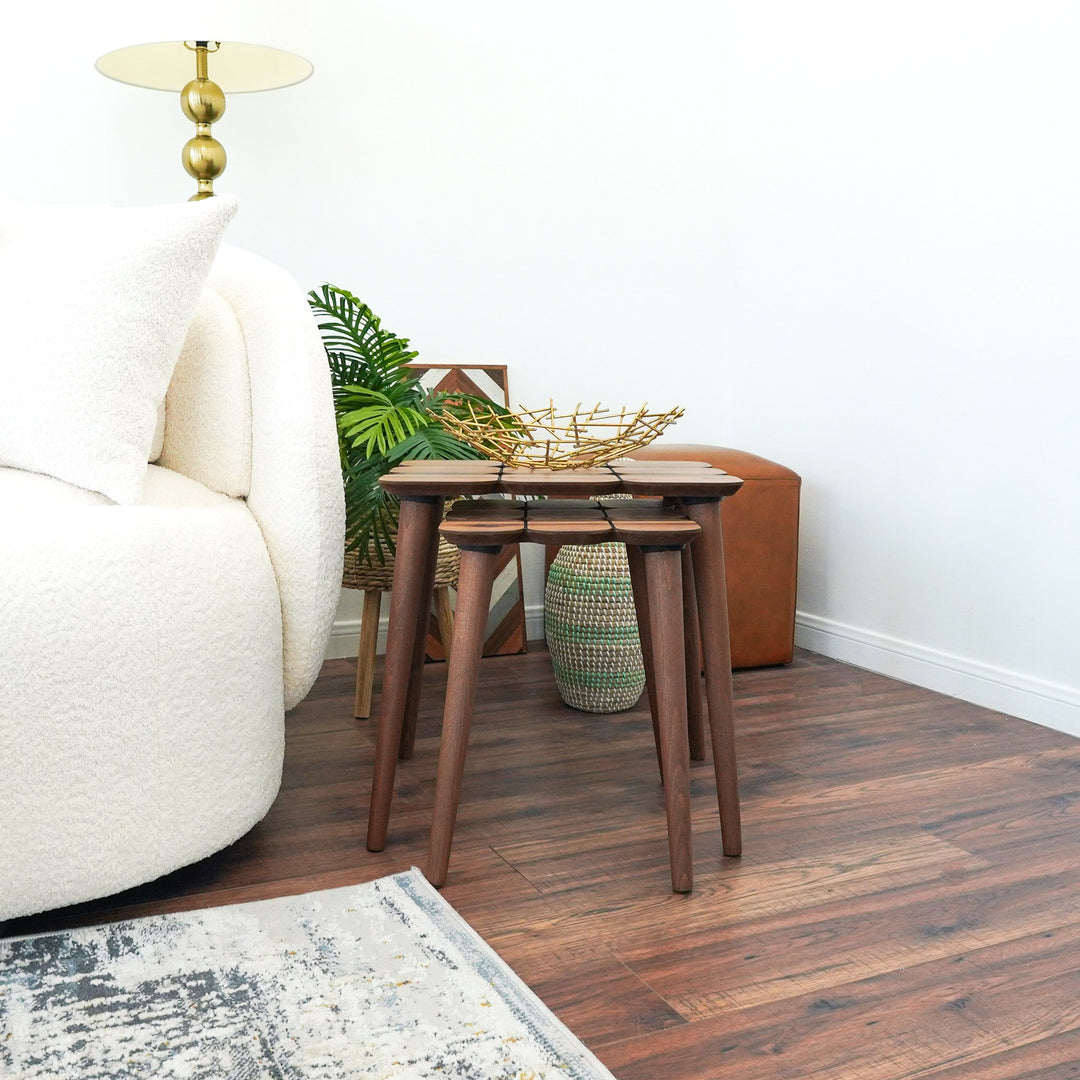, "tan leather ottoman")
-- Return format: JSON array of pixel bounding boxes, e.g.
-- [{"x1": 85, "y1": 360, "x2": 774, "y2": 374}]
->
[{"x1": 630, "y1": 444, "x2": 801, "y2": 668}]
